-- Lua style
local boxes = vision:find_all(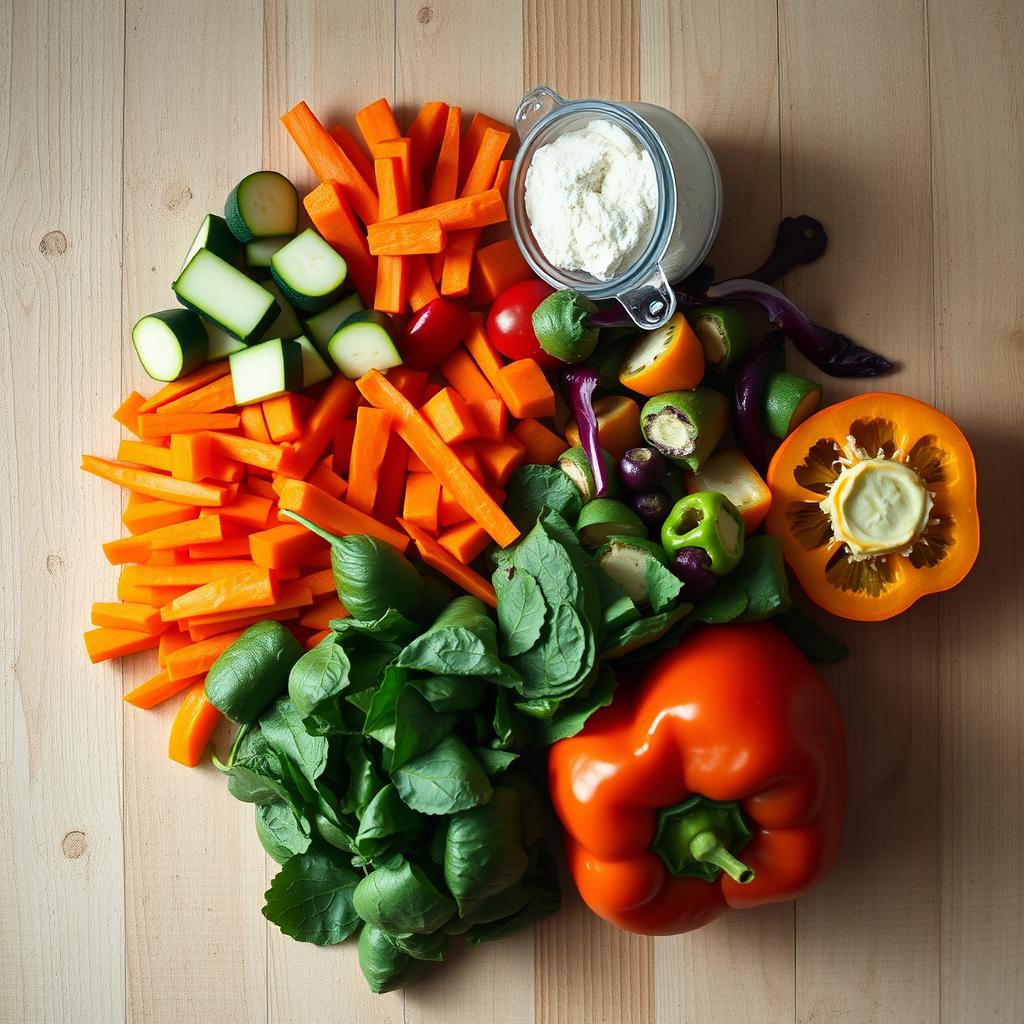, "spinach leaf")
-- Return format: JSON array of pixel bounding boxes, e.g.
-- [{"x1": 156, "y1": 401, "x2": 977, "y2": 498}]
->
[
  {"x1": 259, "y1": 698, "x2": 329, "y2": 789},
  {"x1": 444, "y1": 883, "x2": 531, "y2": 934},
  {"x1": 776, "y1": 606, "x2": 849, "y2": 663},
  {"x1": 390, "y1": 930, "x2": 447, "y2": 962},
  {"x1": 391, "y1": 736, "x2": 493, "y2": 815},
  {"x1": 645, "y1": 557, "x2": 684, "y2": 614},
  {"x1": 287, "y1": 635, "x2": 351, "y2": 735},
  {"x1": 255, "y1": 801, "x2": 311, "y2": 864},
  {"x1": 331, "y1": 607, "x2": 420, "y2": 644},
  {"x1": 732, "y1": 535, "x2": 792, "y2": 621},
  {"x1": 464, "y1": 849, "x2": 561, "y2": 944},
  {"x1": 533, "y1": 665, "x2": 617, "y2": 744},
  {"x1": 341, "y1": 737, "x2": 385, "y2": 816},
  {"x1": 358, "y1": 924, "x2": 428, "y2": 994},
  {"x1": 313, "y1": 803, "x2": 357, "y2": 855},
  {"x1": 500, "y1": 772, "x2": 550, "y2": 848},
  {"x1": 222, "y1": 760, "x2": 295, "y2": 805},
  {"x1": 353, "y1": 856, "x2": 456, "y2": 934},
  {"x1": 492, "y1": 690, "x2": 535, "y2": 750},
  {"x1": 603, "y1": 604, "x2": 693, "y2": 659},
  {"x1": 496, "y1": 569, "x2": 547, "y2": 657},
  {"x1": 262, "y1": 846, "x2": 361, "y2": 946},
  {"x1": 688, "y1": 583, "x2": 748, "y2": 624},
  {"x1": 410, "y1": 674, "x2": 485, "y2": 712},
  {"x1": 503, "y1": 464, "x2": 583, "y2": 533},
  {"x1": 473, "y1": 748, "x2": 518, "y2": 775},
  {"x1": 354, "y1": 785, "x2": 424, "y2": 858}
]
